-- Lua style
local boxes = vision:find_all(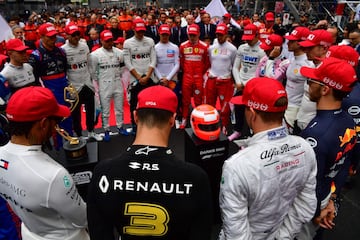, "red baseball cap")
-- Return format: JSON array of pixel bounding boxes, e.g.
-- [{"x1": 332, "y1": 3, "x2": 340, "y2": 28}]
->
[
  {"x1": 260, "y1": 34, "x2": 283, "y2": 51},
  {"x1": 133, "y1": 18, "x2": 146, "y2": 32},
  {"x1": 6, "y1": 86, "x2": 70, "y2": 122},
  {"x1": 242, "y1": 24, "x2": 258, "y2": 40},
  {"x1": 114, "y1": 37, "x2": 125, "y2": 44},
  {"x1": 326, "y1": 45, "x2": 359, "y2": 67},
  {"x1": 299, "y1": 29, "x2": 333, "y2": 47},
  {"x1": 65, "y1": 24, "x2": 80, "y2": 35},
  {"x1": 6, "y1": 39, "x2": 29, "y2": 51},
  {"x1": 159, "y1": 24, "x2": 171, "y2": 35},
  {"x1": 285, "y1": 26, "x2": 310, "y2": 41},
  {"x1": 231, "y1": 77, "x2": 288, "y2": 112},
  {"x1": 187, "y1": 24, "x2": 200, "y2": 35},
  {"x1": 223, "y1": 13, "x2": 232, "y2": 19},
  {"x1": 300, "y1": 57, "x2": 357, "y2": 92},
  {"x1": 265, "y1": 12, "x2": 275, "y2": 21},
  {"x1": 215, "y1": 23, "x2": 228, "y2": 35},
  {"x1": 100, "y1": 30, "x2": 113, "y2": 41},
  {"x1": 137, "y1": 85, "x2": 178, "y2": 113},
  {"x1": 38, "y1": 23, "x2": 58, "y2": 37}
]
